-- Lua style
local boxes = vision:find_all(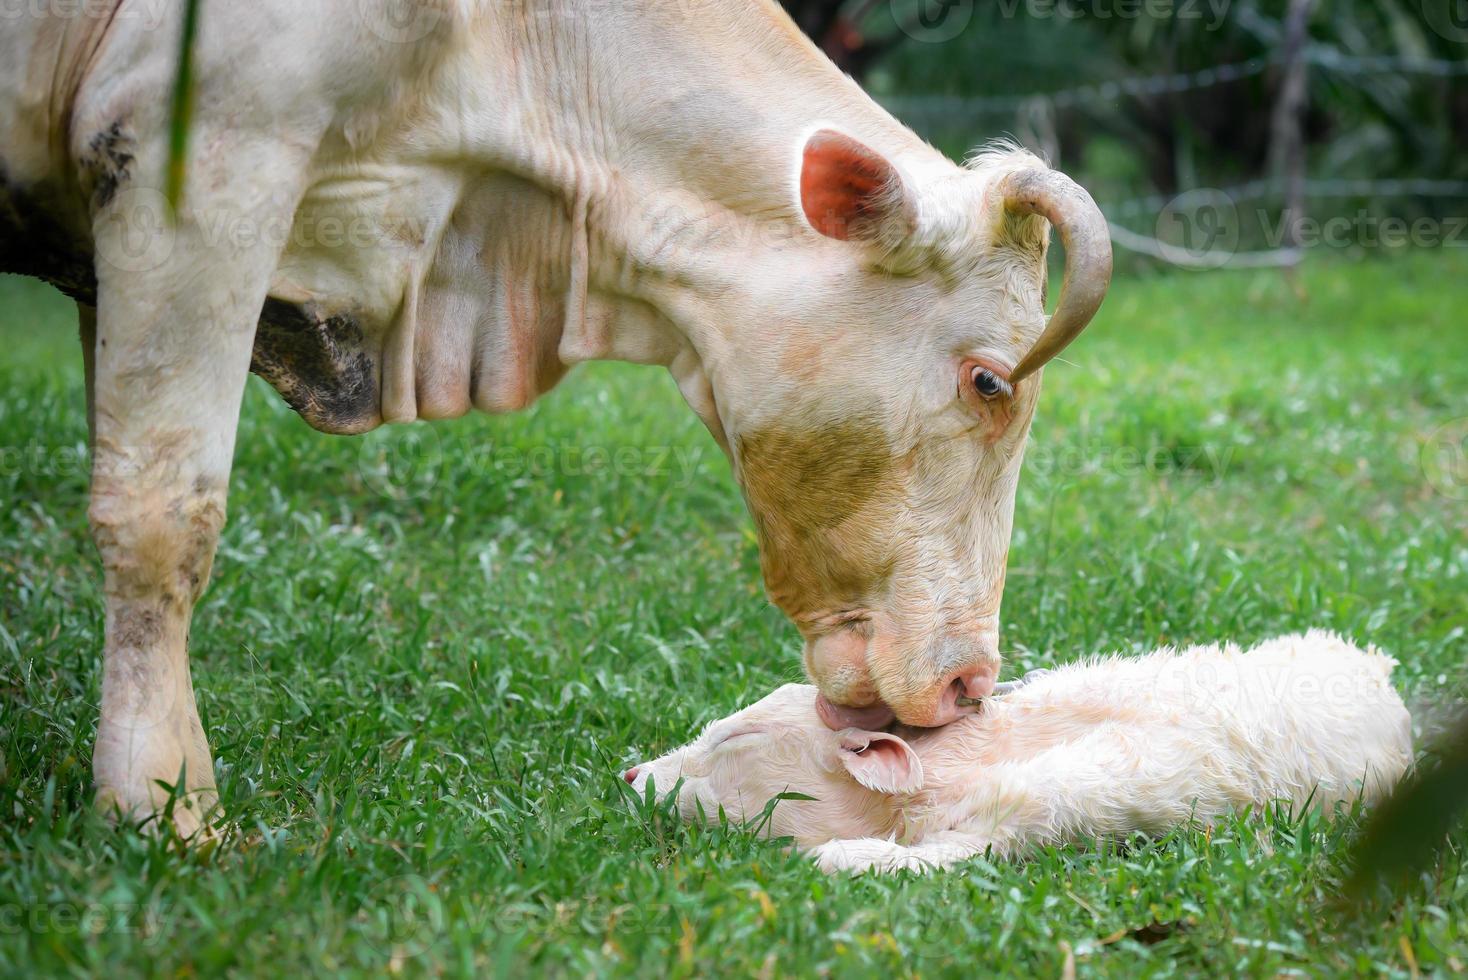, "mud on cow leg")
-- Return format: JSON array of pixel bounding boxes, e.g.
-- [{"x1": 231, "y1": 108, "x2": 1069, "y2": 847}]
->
[
  {"x1": 87, "y1": 292, "x2": 269, "y2": 836},
  {"x1": 82, "y1": 125, "x2": 307, "y2": 836},
  {"x1": 89, "y1": 470, "x2": 226, "y2": 836},
  {"x1": 88, "y1": 288, "x2": 261, "y2": 837}
]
